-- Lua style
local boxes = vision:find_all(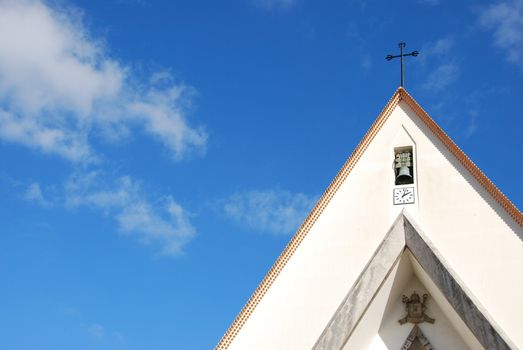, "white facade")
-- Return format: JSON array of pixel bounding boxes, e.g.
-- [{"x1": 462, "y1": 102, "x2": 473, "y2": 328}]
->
[{"x1": 217, "y1": 89, "x2": 523, "y2": 350}]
